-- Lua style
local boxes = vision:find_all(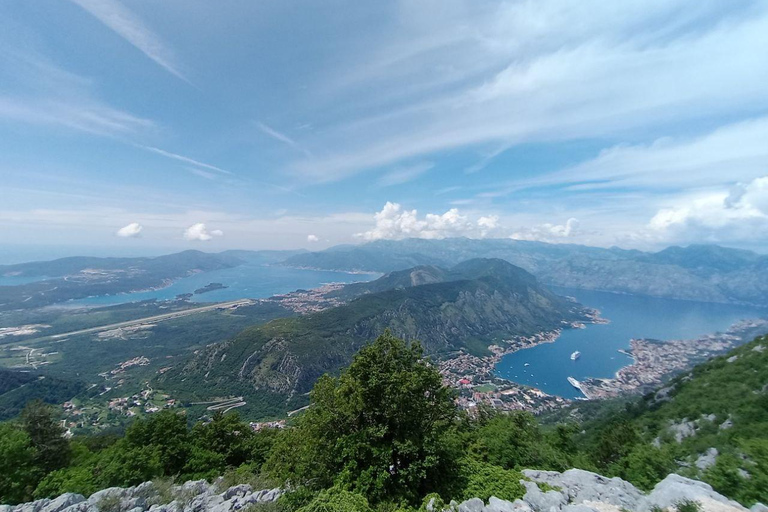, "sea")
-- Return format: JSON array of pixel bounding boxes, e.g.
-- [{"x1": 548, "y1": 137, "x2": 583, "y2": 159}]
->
[
  {"x1": 29, "y1": 264, "x2": 378, "y2": 307},
  {"x1": 495, "y1": 287, "x2": 768, "y2": 399}
]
